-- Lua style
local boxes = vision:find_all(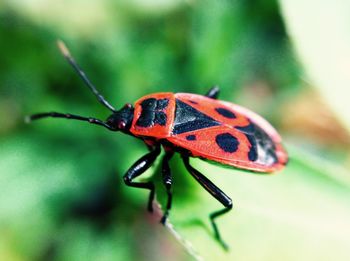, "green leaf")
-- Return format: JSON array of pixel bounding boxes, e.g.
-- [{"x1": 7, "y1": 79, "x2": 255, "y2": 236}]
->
[{"x1": 161, "y1": 145, "x2": 350, "y2": 260}]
